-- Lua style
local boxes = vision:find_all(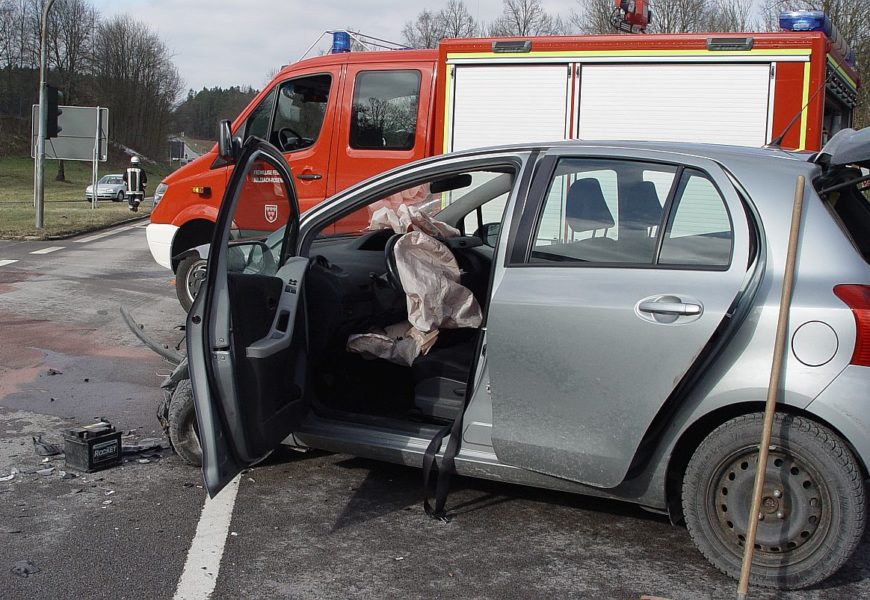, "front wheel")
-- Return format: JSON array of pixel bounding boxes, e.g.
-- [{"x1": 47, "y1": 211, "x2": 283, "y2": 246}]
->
[
  {"x1": 683, "y1": 413, "x2": 865, "y2": 589},
  {"x1": 115, "y1": 190, "x2": 124, "y2": 202},
  {"x1": 168, "y1": 379, "x2": 202, "y2": 467},
  {"x1": 175, "y1": 254, "x2": 208, "y2": 312}
]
